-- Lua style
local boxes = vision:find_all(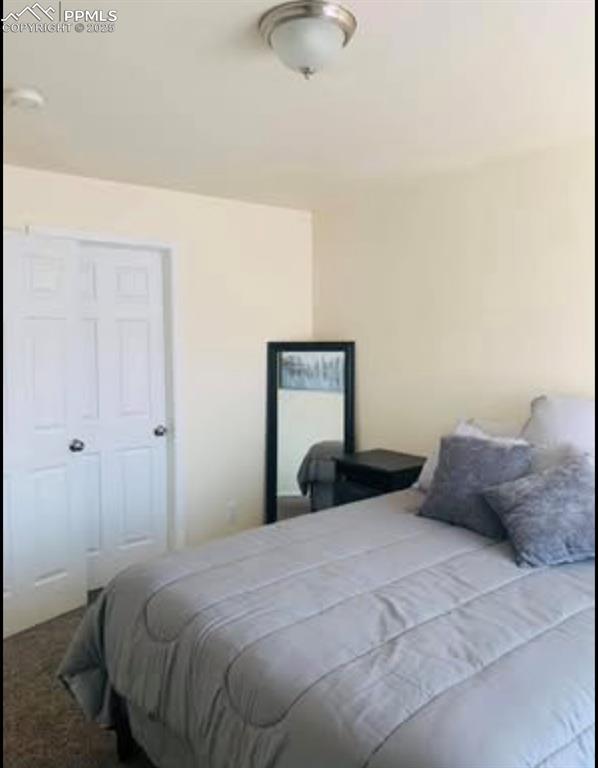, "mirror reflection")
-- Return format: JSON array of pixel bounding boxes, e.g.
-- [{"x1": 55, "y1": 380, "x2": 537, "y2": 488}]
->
[{"x1": 266, "y1": 342, "x2": 355, "y2": 524}]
